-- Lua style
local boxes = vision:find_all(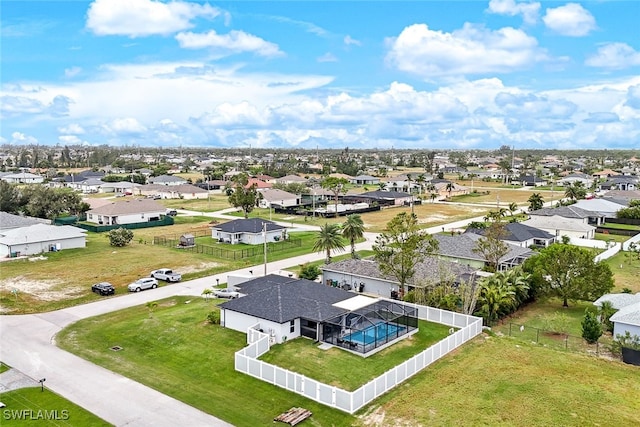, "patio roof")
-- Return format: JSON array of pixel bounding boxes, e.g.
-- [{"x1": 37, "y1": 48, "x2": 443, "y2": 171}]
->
[{"x1": 333, "y1": 295, "x2": 378, "y2": 311}]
